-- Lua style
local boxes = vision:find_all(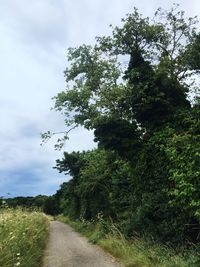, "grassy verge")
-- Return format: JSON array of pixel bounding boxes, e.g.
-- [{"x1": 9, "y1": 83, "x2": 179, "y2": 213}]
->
[
  {"x1": 57, "y1": 215, "x2": 200, "y2": 267},
  {"x1": 0, "y1": 208, "x2": 50, "y2": 267}
]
